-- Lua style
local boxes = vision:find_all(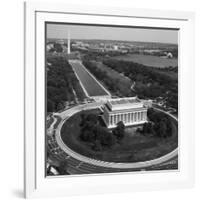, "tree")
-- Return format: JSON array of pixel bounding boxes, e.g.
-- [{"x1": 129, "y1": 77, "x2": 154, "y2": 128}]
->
[
  {"x1": 57, "y1": 160, "x2": 69, "y2": 175},
  {"x1": 92, "y1": 140, "x2": 102, "y2": 151},
  {"x1": 57, "y1": 102, "x2": 64, "y2": 111},
  {"x1": 141, "y1": 122, "x2": 155, "y2": 136},
  {"x1": 155, "y1": 120, "x2": 167, "y2": 138},
  {"x1": 96, "y1": 126, "x2": 116, "y2": 147},
  {"x1": 47, "y1": 99, "x2": 54, "y2": 112},
  {"x1": 166, "y1": 119, "x2": 173, "y2": 137},
  {"x1": 47, "y1": 56, "x2": 85, "y2": 112},
  {"x1": 79, "y1": 112, "x2": 116, "y2": 150},
  {"x1": 86, "y1": 113, "x2": 98, "y2": 125},
  {"x1": 80, "y1": 129, "x2": 93, "y2": 142},
  {"x1": 113, "y1": 121, "x2": 125, "y2": 141},
  {"x1": 102, "y1": 58, "x2": 177, "y2": 108},
  {"x1": 79, "y1": 113, "x2": 86, "y2": 127},
  {"x1": 53, "y1": 43, "x2": 63, "y2": 52},
  {"x1": 146, "y1": 109, "x2": 173, "y2": 138}
]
